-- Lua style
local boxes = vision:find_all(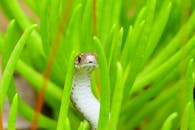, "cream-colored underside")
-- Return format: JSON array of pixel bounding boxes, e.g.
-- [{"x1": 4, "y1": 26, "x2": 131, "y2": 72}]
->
[{"x1": 71, "y1": 71, "x2": 100, "y2": 130}]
